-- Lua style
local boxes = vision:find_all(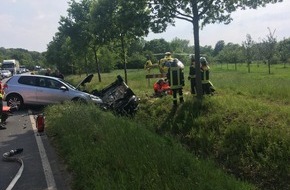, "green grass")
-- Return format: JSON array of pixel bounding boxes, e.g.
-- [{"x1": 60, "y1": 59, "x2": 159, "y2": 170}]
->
[
  {"x1": 46, "y1": 63, "x2": 290, "y2": 190},
  {"x1": 46, "y1": 103, "x2": 254, "y2": 190},
  {"x1": 212, "y1": 64, "x2": 290, "y2": 103}
]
